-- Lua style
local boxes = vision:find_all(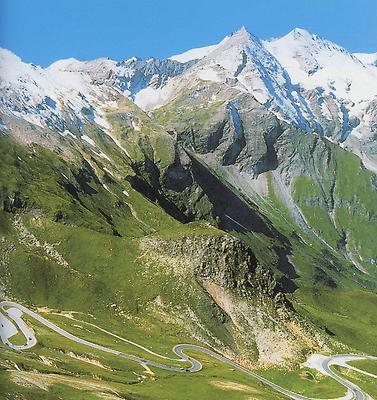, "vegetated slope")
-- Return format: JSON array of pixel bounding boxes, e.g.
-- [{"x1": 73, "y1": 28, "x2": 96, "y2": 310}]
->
[
  {"x1": 1, "y1": 94, "x2": 377, "y2": 399},
  {"x1": 120, "y1": 79, "x2": 377, "y2": 353},
  {"x1": 1, "y1": 26, "x2": 377, "y2": 400},
  {"x1": 0, "y1": 134, "x2": 336, "y2": 400}
]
